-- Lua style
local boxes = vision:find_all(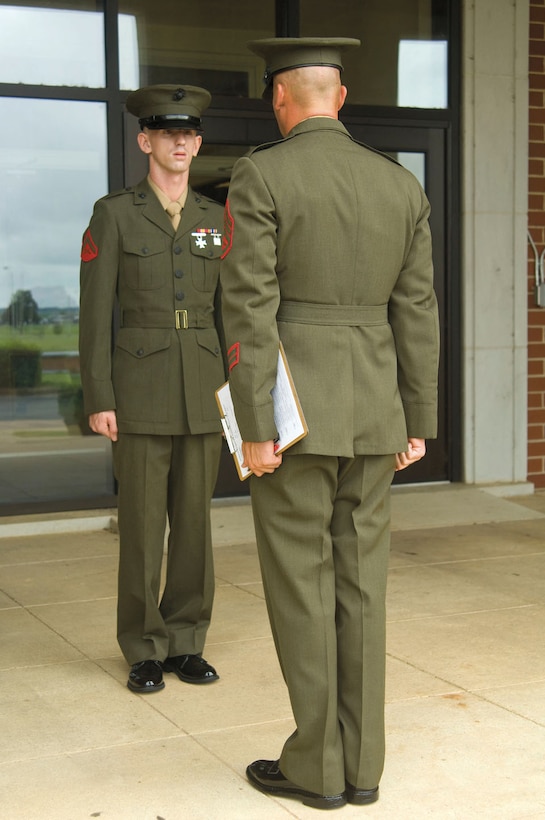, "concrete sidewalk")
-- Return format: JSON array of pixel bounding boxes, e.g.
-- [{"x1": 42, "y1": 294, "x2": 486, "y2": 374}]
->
[{"x1": 1, "y1": 484, "x2": 545, "y2": 818}]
